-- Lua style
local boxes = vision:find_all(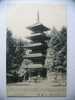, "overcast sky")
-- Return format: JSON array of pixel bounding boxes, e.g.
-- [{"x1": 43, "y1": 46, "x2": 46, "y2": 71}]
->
[{"x1": 7, "y1": 4, "x2": 67, "y2": 40}]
